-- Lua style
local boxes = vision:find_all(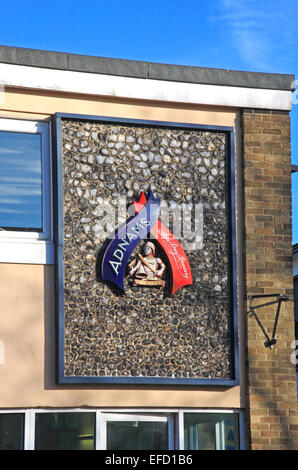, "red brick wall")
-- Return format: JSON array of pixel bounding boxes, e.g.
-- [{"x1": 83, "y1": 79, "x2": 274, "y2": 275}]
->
[{"x1": 243, "y1": 109, "x2": 298, "y2": 449}]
